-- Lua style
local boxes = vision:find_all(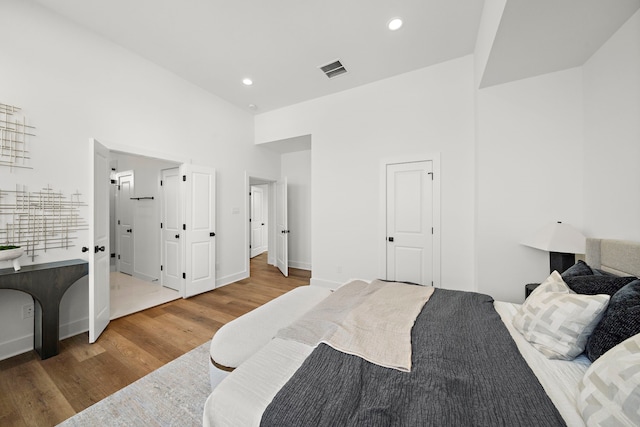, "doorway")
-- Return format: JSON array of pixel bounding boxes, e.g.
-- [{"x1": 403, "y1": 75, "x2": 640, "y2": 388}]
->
[
  {"x1": 250, "y1": 184, "x2": 268, "y2": 258},
  {"x1": 108, "y1": 151, "x2": 181, "y2": 319}
]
